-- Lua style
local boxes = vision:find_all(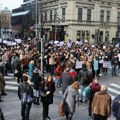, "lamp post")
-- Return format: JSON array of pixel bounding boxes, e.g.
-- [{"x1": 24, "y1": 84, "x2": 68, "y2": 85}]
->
[
  {"x1": 0, "y1": 3, "x2": 2, "y2": 38},
  {"x1": 35, "y1": 0, "x2": 38, "y2": 38}
]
